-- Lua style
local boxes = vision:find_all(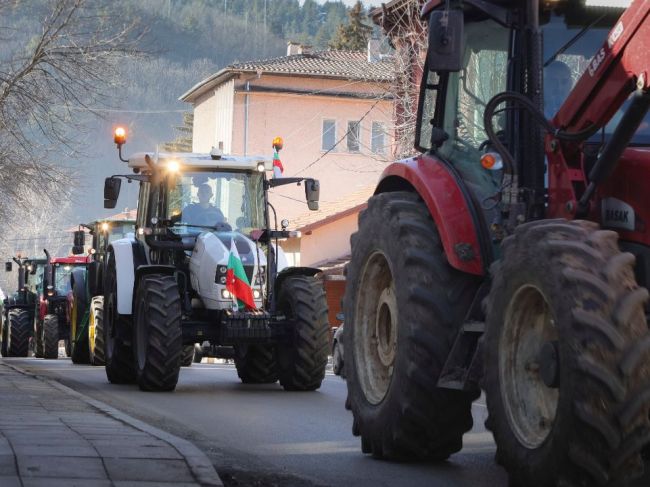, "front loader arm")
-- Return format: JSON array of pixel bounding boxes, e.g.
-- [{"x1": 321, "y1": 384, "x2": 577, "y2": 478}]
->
[{"x1": 548, "y1": 1, "x2": 650, "y2": 218}]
